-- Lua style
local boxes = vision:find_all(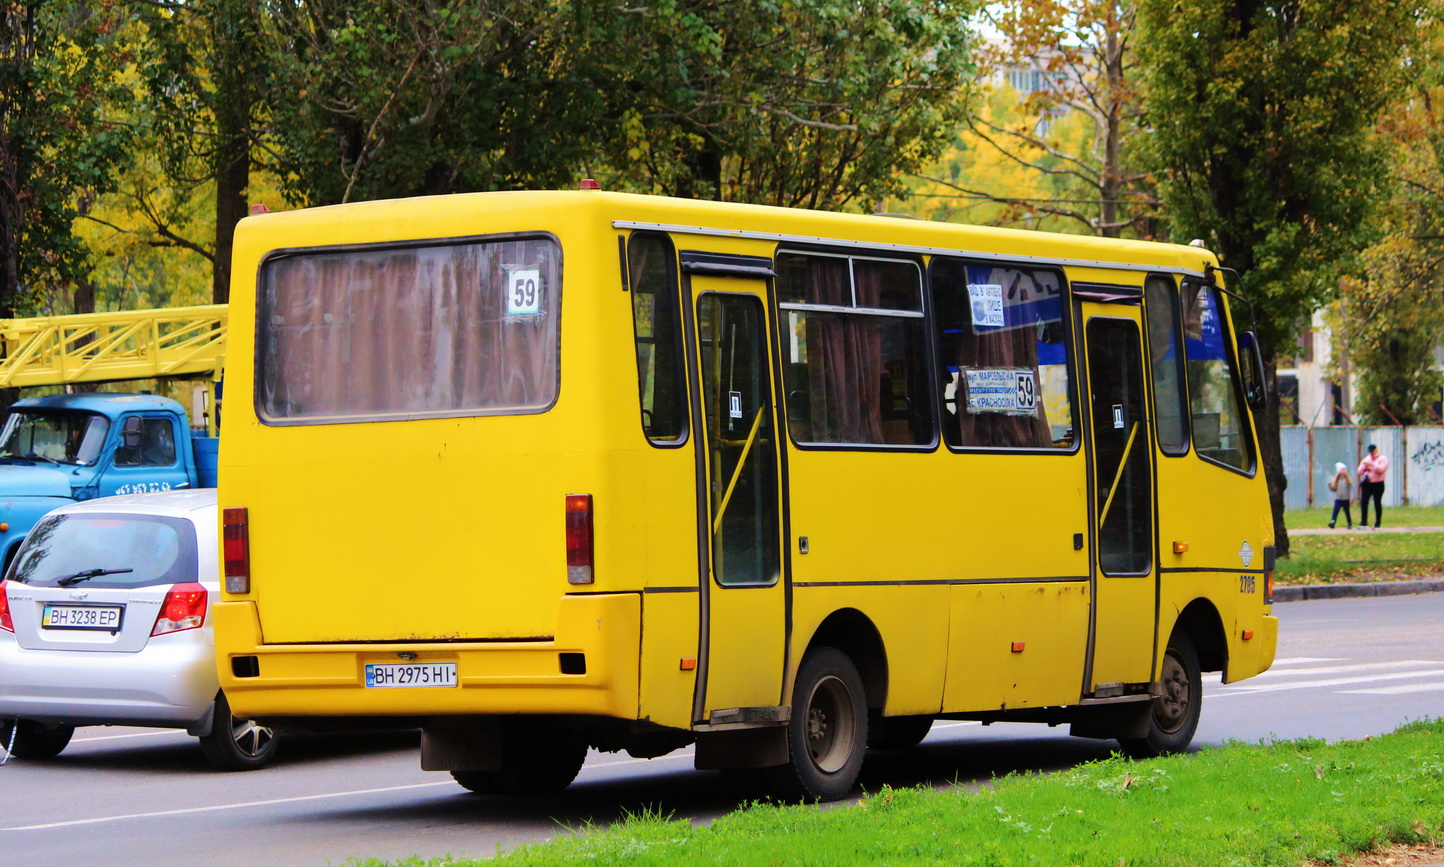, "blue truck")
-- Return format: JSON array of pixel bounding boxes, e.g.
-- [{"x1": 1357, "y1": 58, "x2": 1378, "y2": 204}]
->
[{"x1": 0, "y1": 393, "x2": 218, "y2": 568}]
